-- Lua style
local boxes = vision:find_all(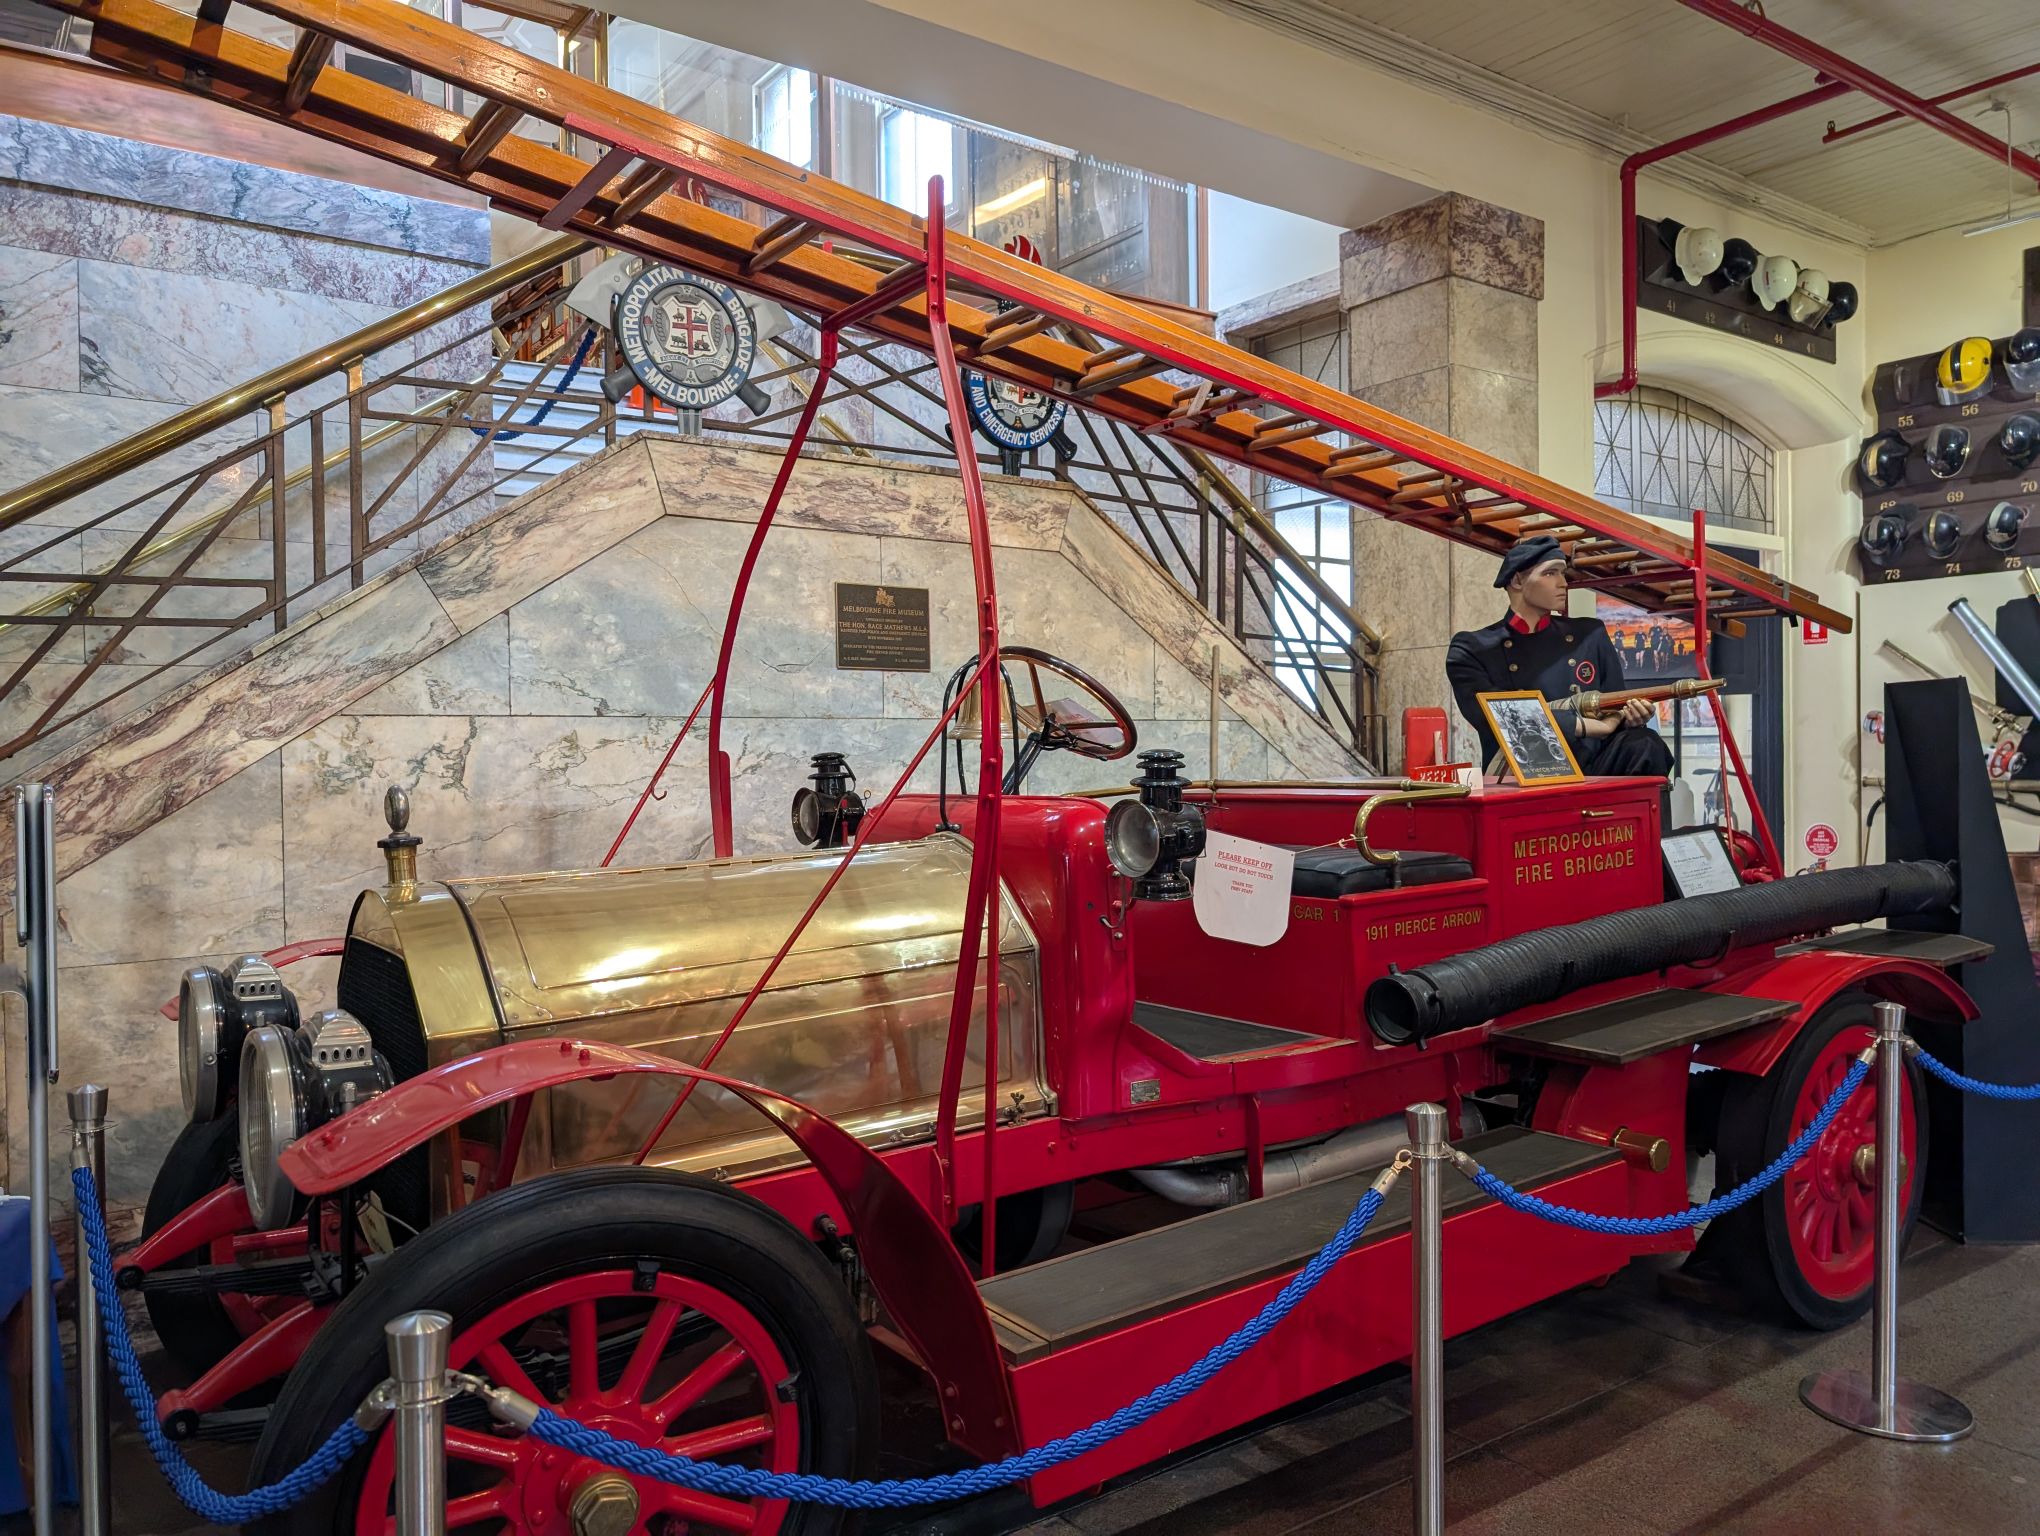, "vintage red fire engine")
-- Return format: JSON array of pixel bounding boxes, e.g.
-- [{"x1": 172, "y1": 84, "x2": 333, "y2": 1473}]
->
[{"x1": 71, "y1": 3, "x2": 1978, "y2": 1532}]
